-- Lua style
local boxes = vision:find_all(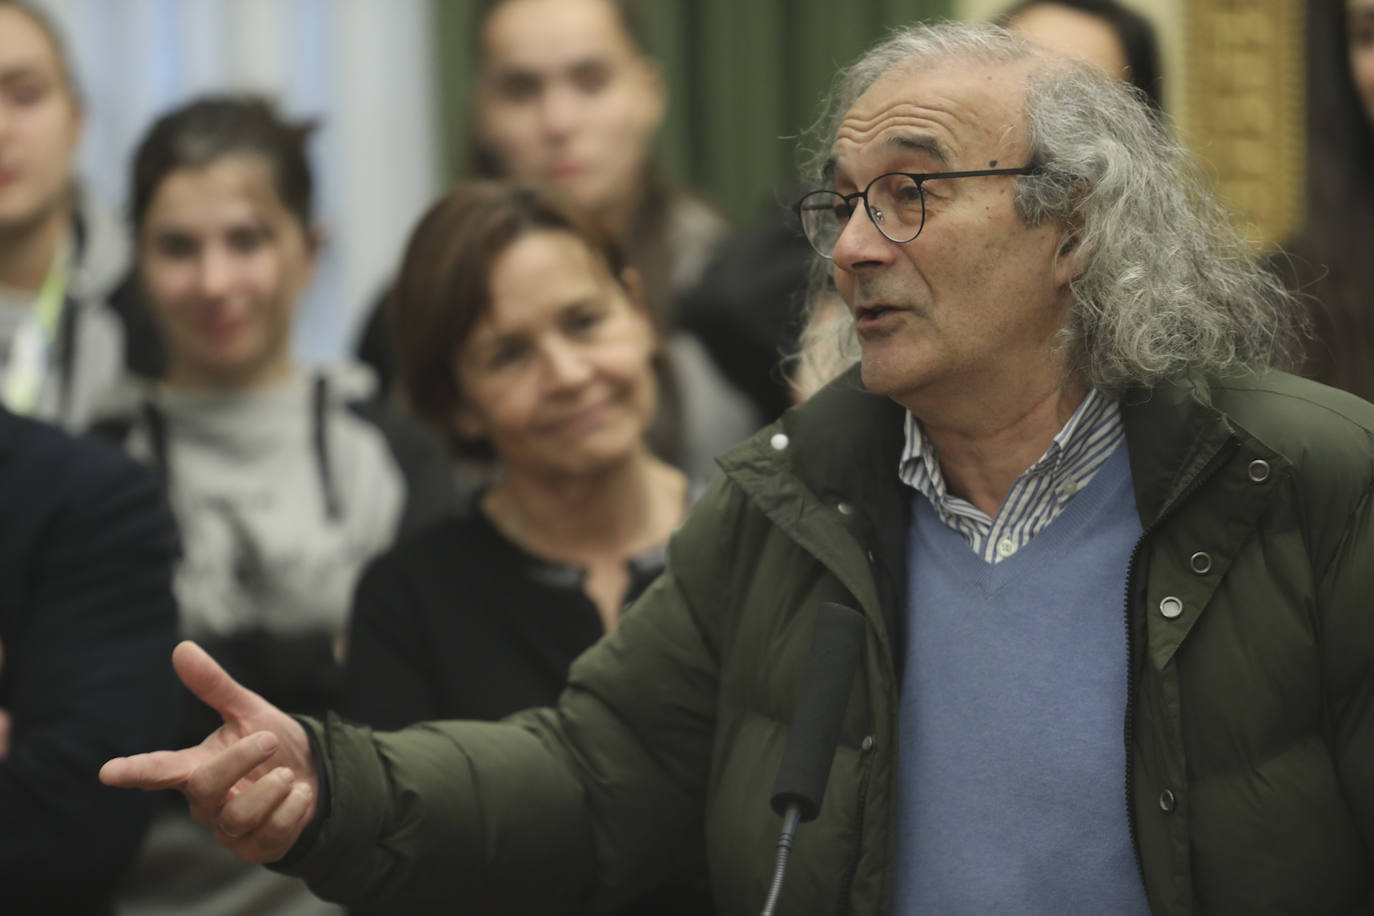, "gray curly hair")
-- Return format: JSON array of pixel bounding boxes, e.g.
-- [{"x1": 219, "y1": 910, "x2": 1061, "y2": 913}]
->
[{"x1": 794, "y1": 20, "x2": 1303, "y2": 395}]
